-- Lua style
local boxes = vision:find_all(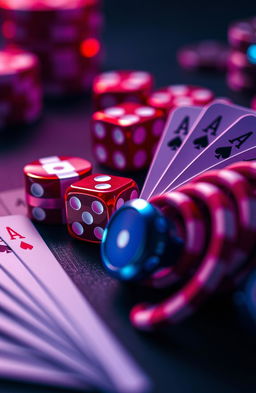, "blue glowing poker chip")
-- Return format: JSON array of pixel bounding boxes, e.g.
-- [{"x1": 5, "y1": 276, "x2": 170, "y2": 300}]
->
[
  {"x1": 101, "y1": 199, "x2": 182, "y2": 281},
  {"x1": 247, "y1": 44, "x2": 256, "y2": 64}
]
